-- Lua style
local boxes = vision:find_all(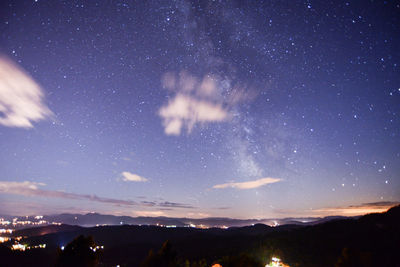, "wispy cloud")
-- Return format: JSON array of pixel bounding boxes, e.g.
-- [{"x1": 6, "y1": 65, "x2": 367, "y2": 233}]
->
[
  {"x1": 214, "y1": 207, "x2": 231, "y2": 210},
  {"x1": 0, "y1": 181, "x2": 194, "y2": 209},
  {"x1": 213, "y1": 177, "x2": 281, "y2": 190},
  {"x1": 158, "y1": 201, "x2": 194, "y2": 209},
  {"x1": 0, "y1": 200, "x2": 92, "y2": 217},
  {"x1": 0, "y1": 56, "x2": 53, "y2": 128},
  {"x1": 353, "y1": 201, "x2": 400, "y2": 207},
  {"x1": 139, "y1": 200, "x2": 194, "y2": 209},
  {"x1": 0, "y1": 181, "x2": 138, "y2": 206},
  {"x1": 121, "y1": 171, "x2": 148, "y2": 182}
]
